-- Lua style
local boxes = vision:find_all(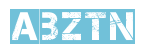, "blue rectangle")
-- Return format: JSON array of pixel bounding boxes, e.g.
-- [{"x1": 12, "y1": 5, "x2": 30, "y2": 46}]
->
[
  {"x1": 10, "y1": 9, "x2": 135, "y2": 44},
  {"x1": 10, "y1": 9, "x2": 39, "y2": 44}
]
